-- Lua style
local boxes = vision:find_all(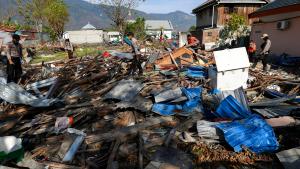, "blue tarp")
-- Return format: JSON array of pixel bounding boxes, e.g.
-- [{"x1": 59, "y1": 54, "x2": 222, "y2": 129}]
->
[
  {"x1": 185, "y1": 66, "x2": 207, "y2": 79},
  {"x1": 216, "y1": 115, "x2": 279, "y2": 153},
  {"x1": 215, "y1": 95, "x2": 252, "y2": 119},
  {"x1": 152, "y1": 87, "x2": 203, "y2": 116}
]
